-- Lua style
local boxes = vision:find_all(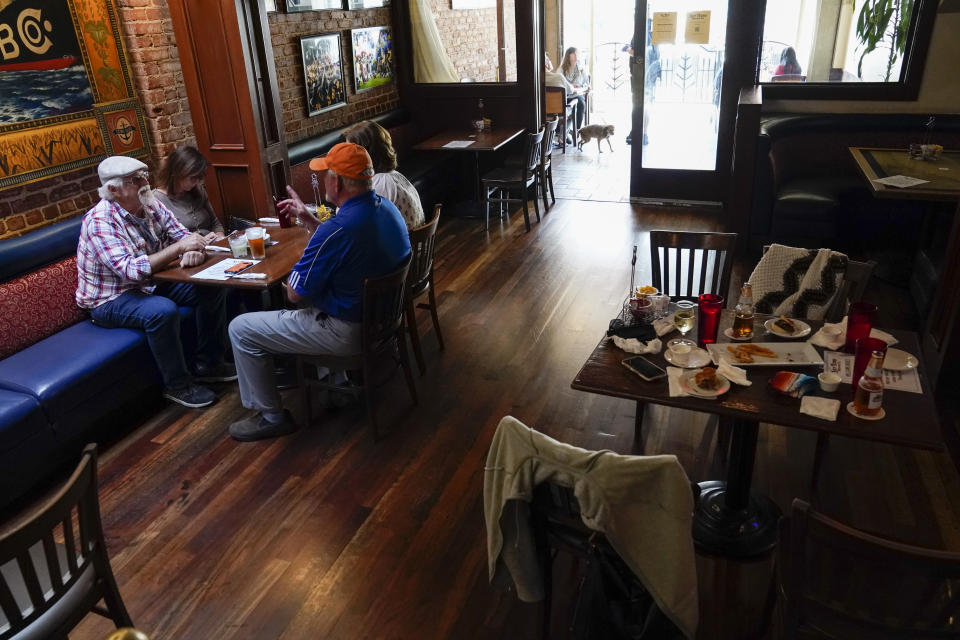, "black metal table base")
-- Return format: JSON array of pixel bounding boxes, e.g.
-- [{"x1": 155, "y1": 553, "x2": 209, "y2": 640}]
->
[{"x1": 692, "y1": 480, "x2": 781, "y2": 557}]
